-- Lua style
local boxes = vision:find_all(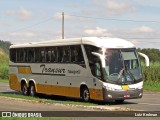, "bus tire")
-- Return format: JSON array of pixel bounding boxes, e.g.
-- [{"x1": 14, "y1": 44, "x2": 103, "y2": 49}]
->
[
  {"x1": 29, "y1": 83, "x2": 36, "y2": 97},
  {"x1": 21, "y1": 83, "x2": 28, "y2": 96},
  {"x1": 82, "y1": 87, "x2": 90, "y2": 102}
]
